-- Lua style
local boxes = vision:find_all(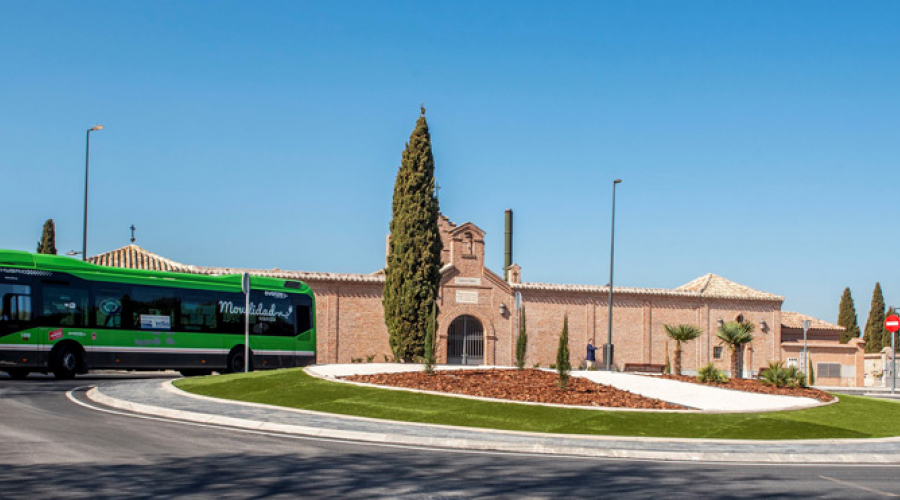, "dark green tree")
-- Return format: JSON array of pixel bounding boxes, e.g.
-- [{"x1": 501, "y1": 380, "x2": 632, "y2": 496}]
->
[
  {"x1": 864, "y1": 283, "x2": 886, "y2": 353},
  {"x1": 837, "y1": 287, "x2": 861, "y2": 343},
  {"x1": 383, "y1": 107, "x2": 443, "y2": 362},
  {"x1": 556, "y1": 315, "x2": 571, "y2": 388},
  {"x1": 423, "y1": 301, "x2": 436, "y2": 374},
  {"x1": 515, "y1": 307, "x2": 528, "y2": 369},
  {"x1": 36, "y1": 219, "x2": 57, "y2": 255},
  {"x1": 884, "y1": 306, "x2": 898, "y2": 354}
]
